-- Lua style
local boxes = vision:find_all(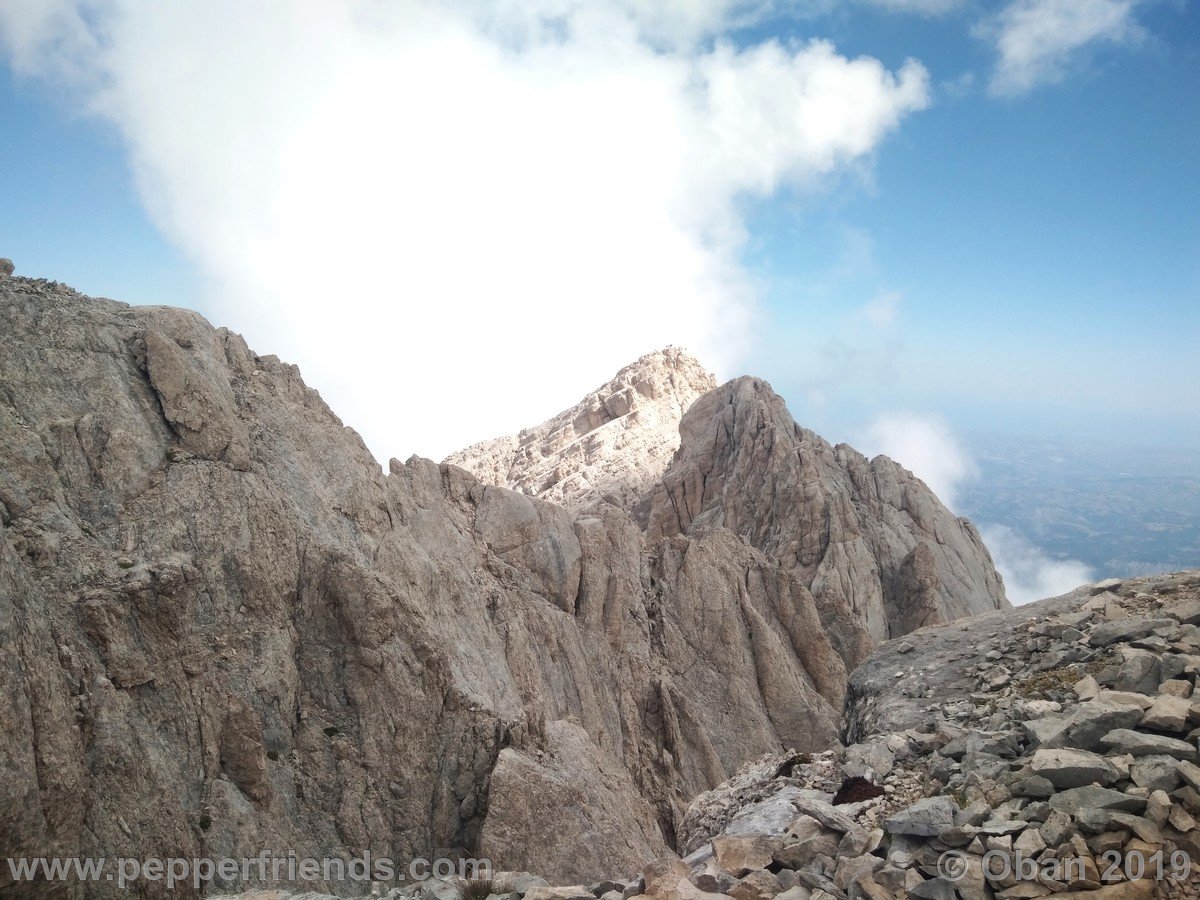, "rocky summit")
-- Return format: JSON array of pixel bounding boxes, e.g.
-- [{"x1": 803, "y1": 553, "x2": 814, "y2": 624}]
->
[
  {"x1": 451, "y1": 351, "x2": 1008, "y2": 663},
  {"x1": 446, "y1": 347, "x2": 717, "y2": 515},
  {"x1": 0, "y1": 273, "x2": 1079, "y2": 900}
]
